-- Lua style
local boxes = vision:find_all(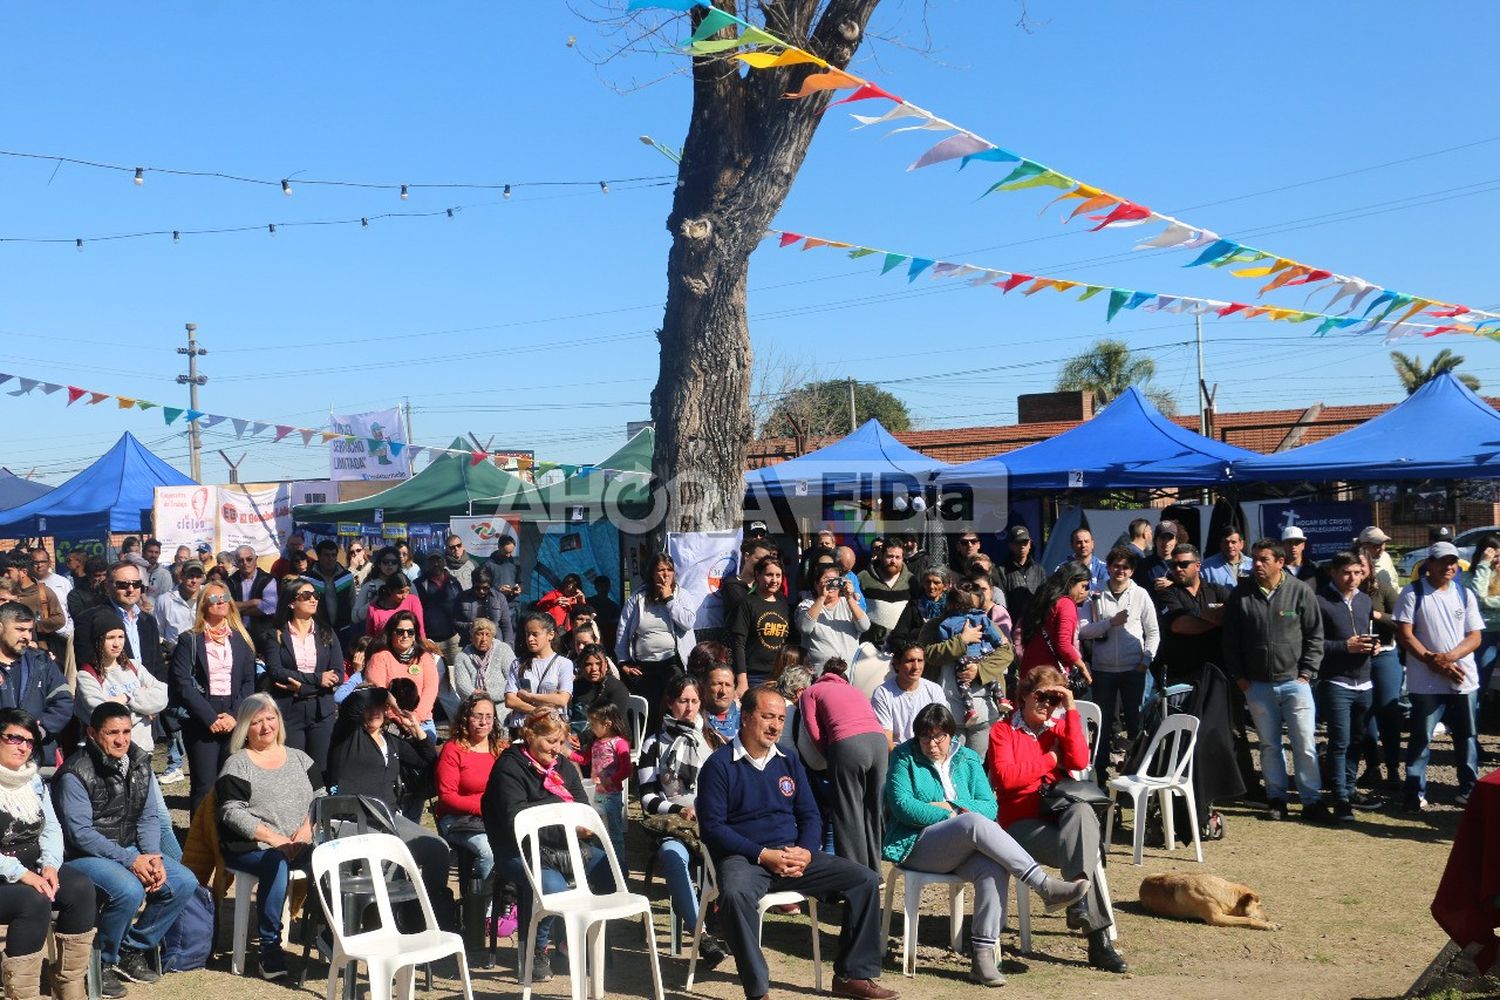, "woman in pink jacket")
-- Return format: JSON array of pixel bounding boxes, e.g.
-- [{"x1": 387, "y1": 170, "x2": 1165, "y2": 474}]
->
[
  {"x1": 1017, "y1": 562, "x2": 1093, "y2": 687},
  {"x1": 798, "y1": 657, "x2": 888, "y2": 871}
]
